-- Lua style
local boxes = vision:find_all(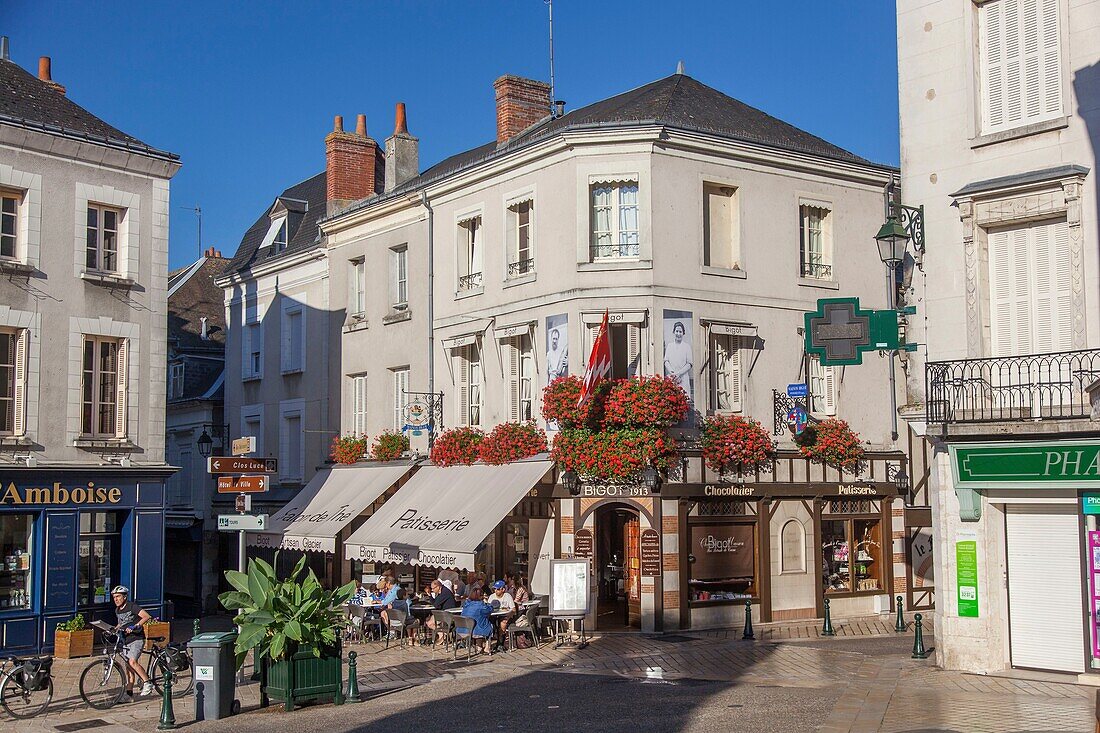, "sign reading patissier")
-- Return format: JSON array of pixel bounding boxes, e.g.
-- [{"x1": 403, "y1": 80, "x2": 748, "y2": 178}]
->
[{"x1": 952, "y1": 440, "x2": 1100, "y2": 489}]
